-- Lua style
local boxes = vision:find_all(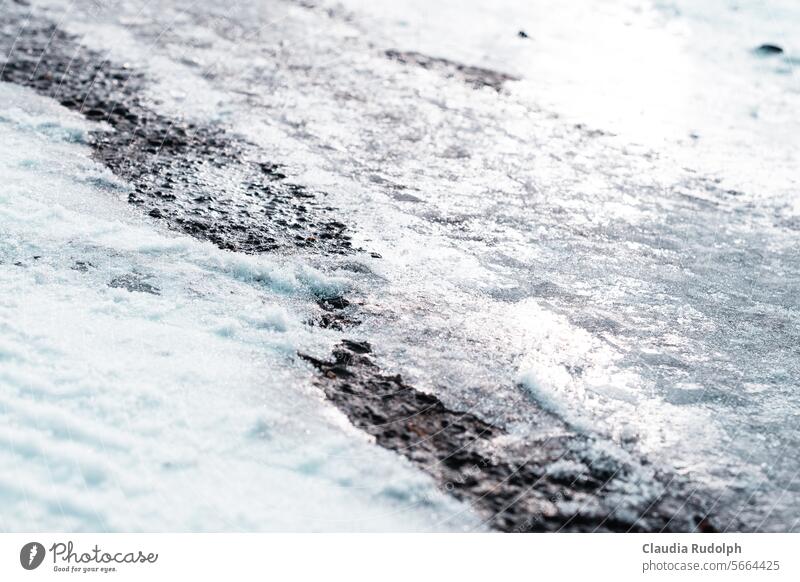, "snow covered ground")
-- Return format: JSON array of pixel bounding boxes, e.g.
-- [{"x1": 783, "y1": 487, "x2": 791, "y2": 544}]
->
[
  {"x1": 1, "y1": 0, "x2": 798, "y2": 531},
  {"x1": 0, "y1": 82, "x2": 479, "y2": 531}
]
